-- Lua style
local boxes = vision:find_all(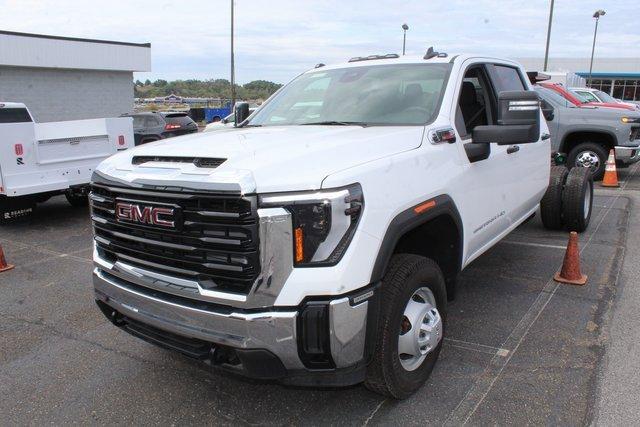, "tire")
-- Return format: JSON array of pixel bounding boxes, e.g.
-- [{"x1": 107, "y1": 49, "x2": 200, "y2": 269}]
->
[
  {"x1": 364, "y1": 254, "x2": 447, "y2": 399},
  {"x1": 567, "y1": 142, "x2": 608, "y2": 181},
  {"x1": 562, "y1": 167, "x2": 593, "y2": 232},
  {"x1": 540, "y1": 166, "x2": 569, "y2": 230},
  {"x1": 65, "y1": 193, "x2": 89, "y2": 207}
]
